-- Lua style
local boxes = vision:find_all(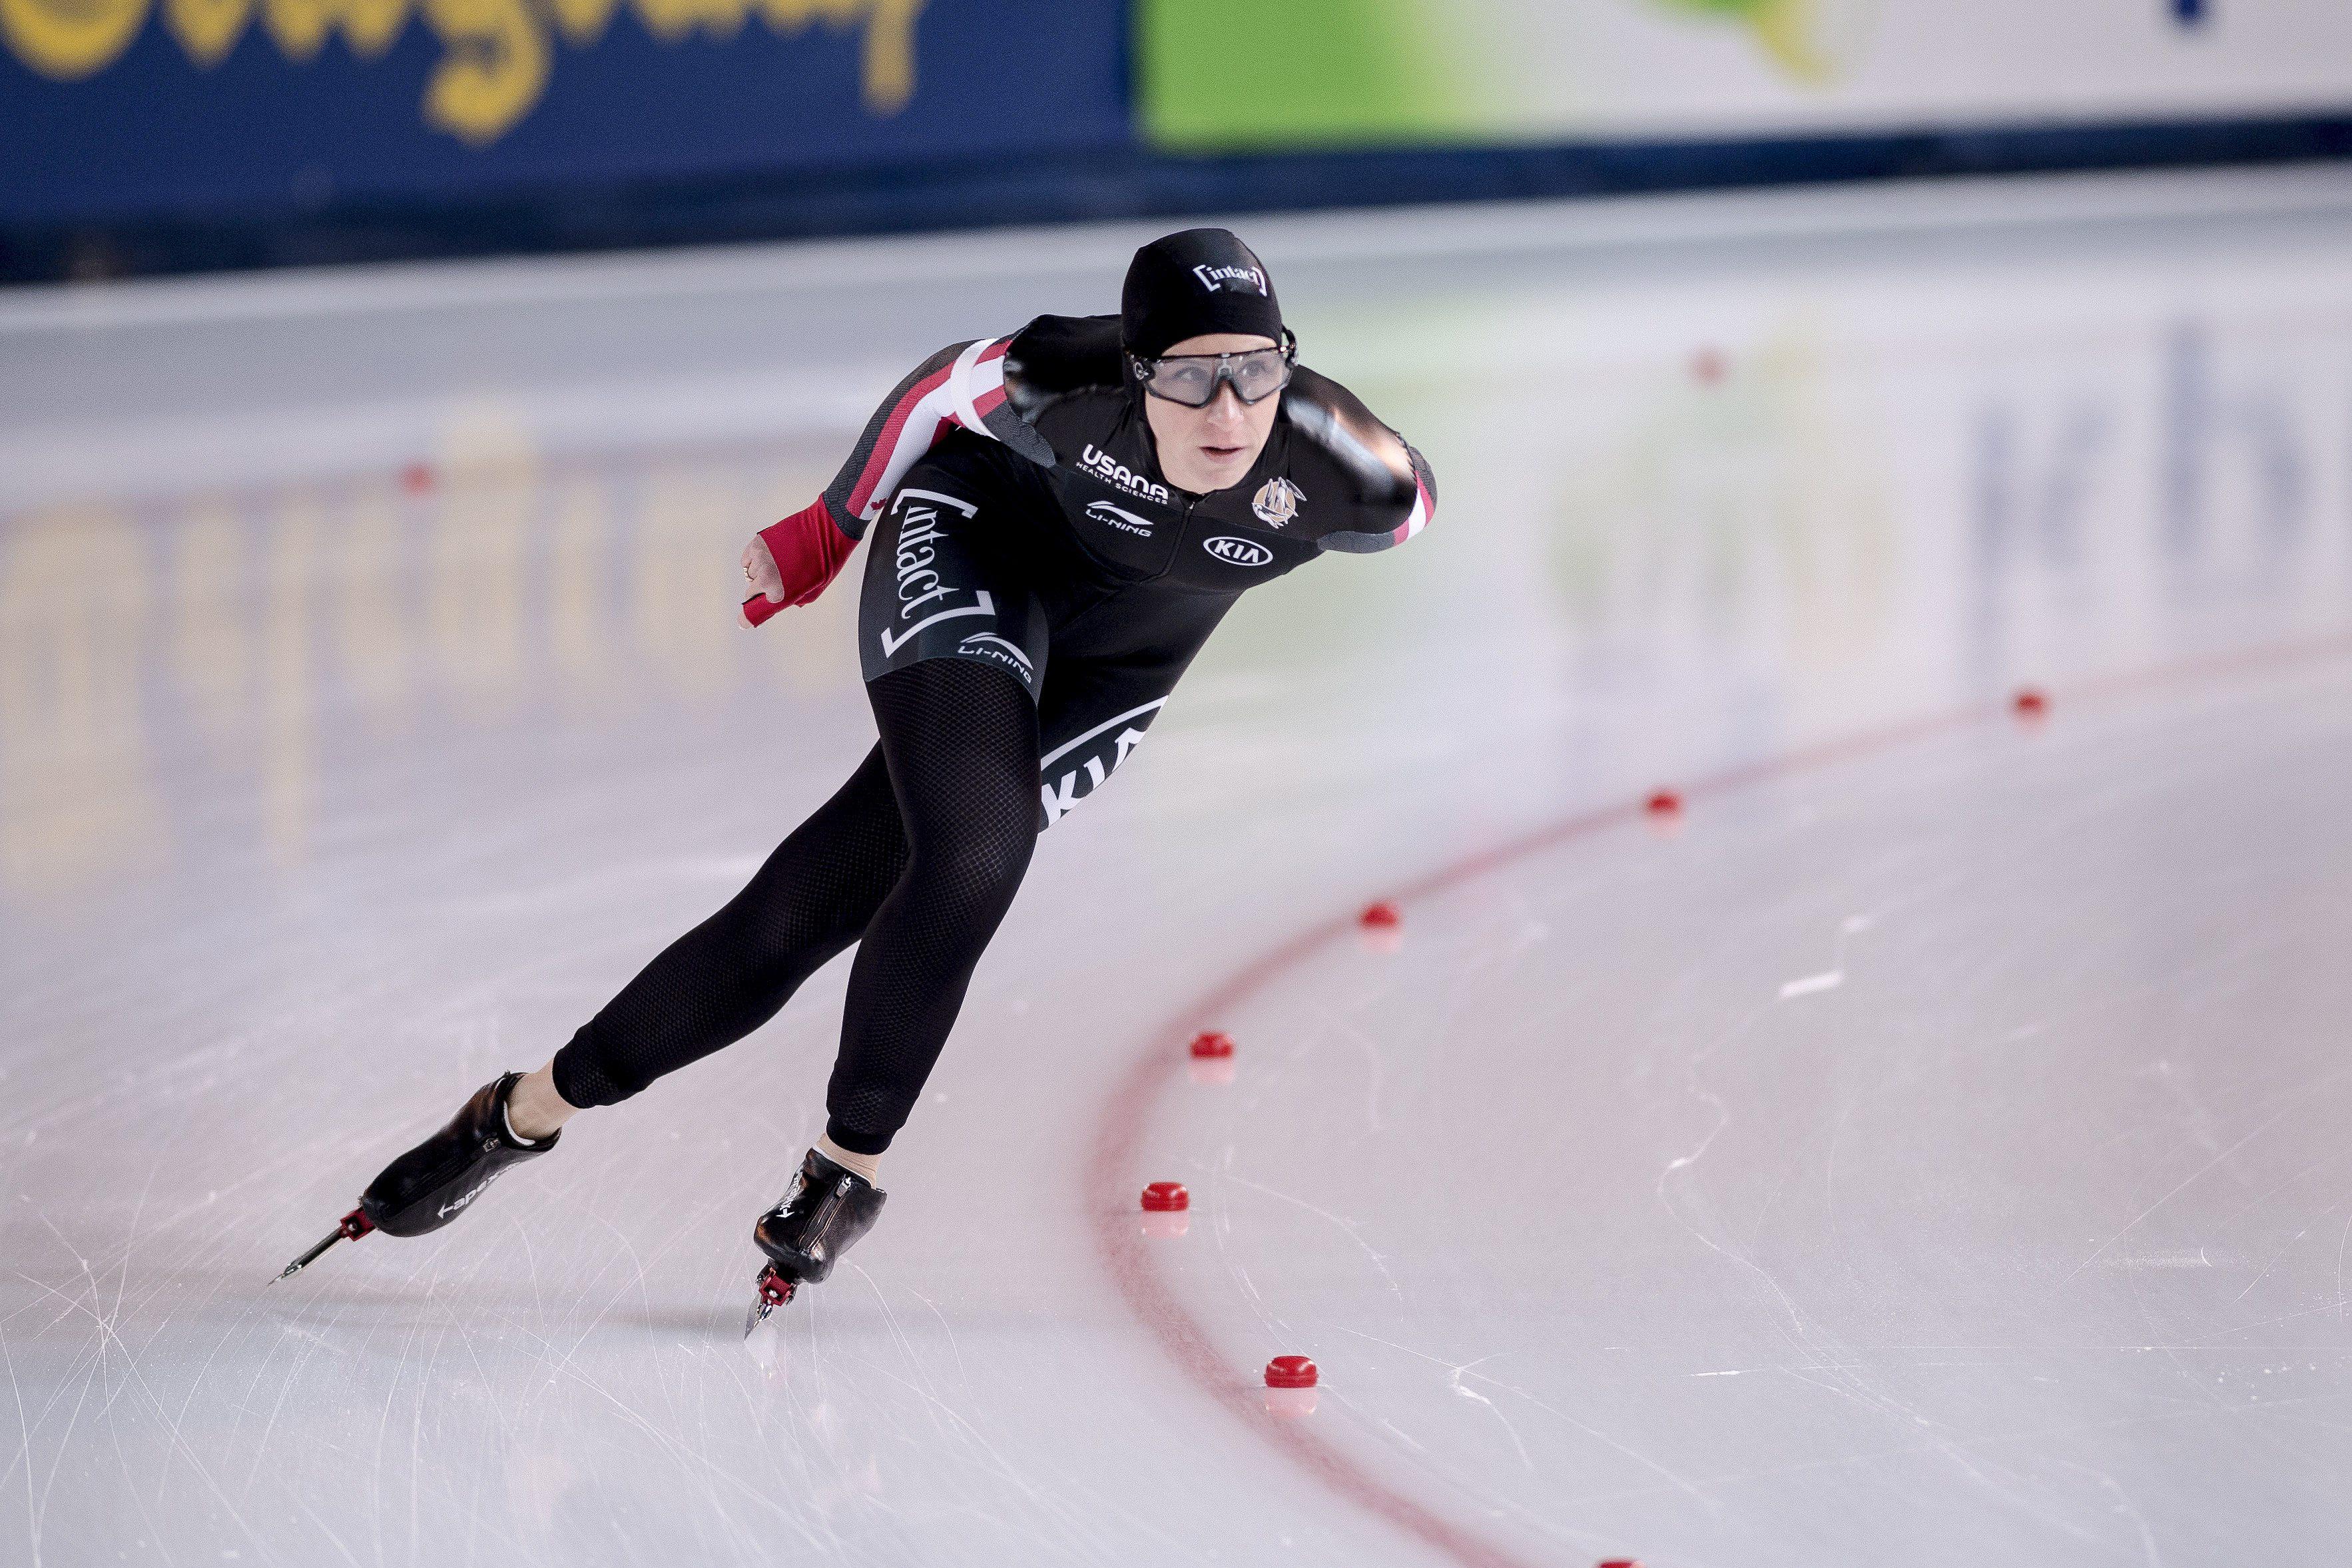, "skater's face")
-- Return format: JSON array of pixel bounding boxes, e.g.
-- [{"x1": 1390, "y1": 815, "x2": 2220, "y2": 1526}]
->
[{"x1": 1141, "y1": 332, "x2": 1283, "y2": 495}]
